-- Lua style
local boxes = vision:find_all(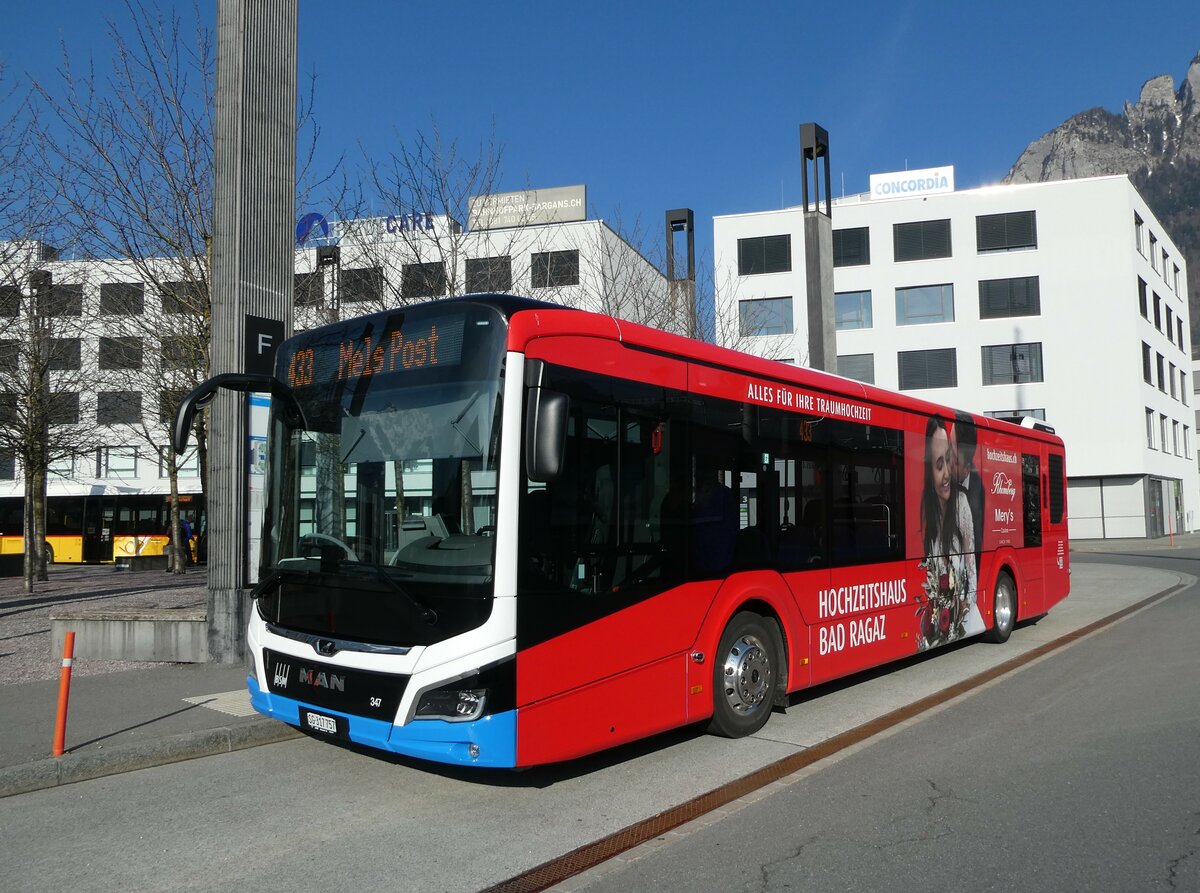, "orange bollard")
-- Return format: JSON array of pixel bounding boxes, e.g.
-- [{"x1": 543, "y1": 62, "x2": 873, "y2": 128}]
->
[{"x1": 52, "y1": 631, "x2": 75, "y2": 757}]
